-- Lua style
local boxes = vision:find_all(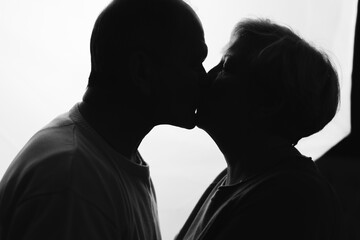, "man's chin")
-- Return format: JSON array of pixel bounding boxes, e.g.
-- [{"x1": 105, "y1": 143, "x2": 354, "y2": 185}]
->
[
  {"x1": 180, "y1": 117, "x2": 197, "y2": 130},
  {"x1": 171, "y1": 114, "x2": 196, "y2": 130},
  {"x1": 195, "y1": 109, "x2": 206, "y2": 129},
  {"x1": 182, "y1": 123, "x2": 196, "y2": 130}
]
